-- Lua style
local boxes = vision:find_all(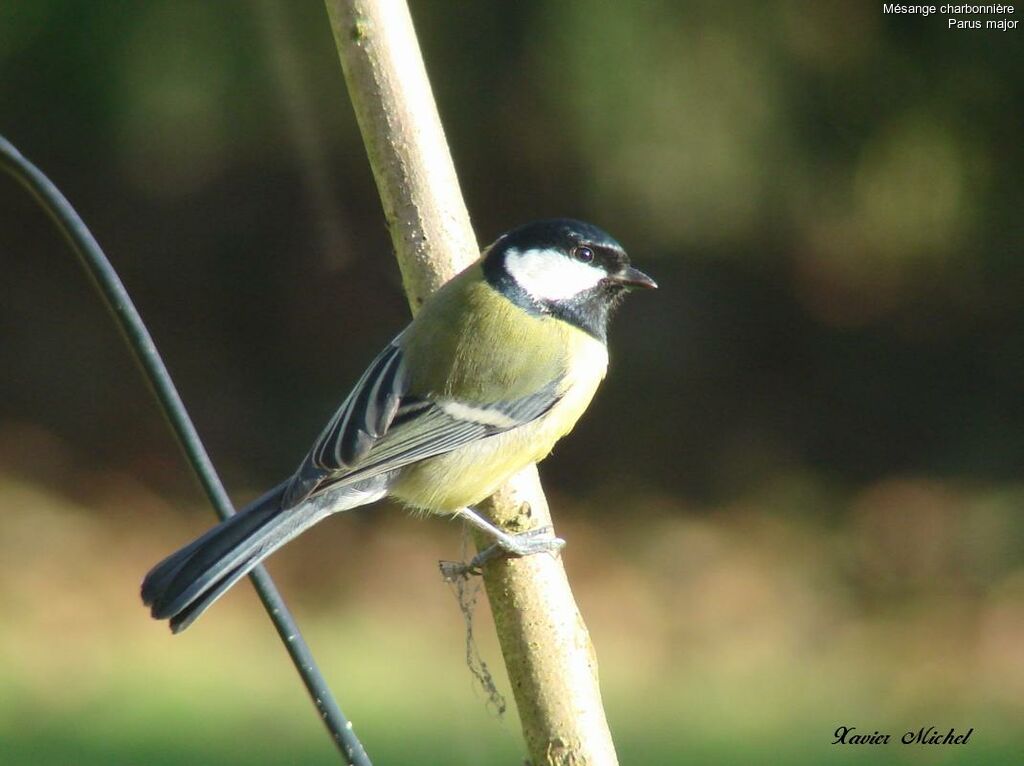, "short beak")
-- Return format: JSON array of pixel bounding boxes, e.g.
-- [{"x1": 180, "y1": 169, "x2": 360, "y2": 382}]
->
[{"x1": 611, "y1": 265, "x2": 658, "y2": 290}]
